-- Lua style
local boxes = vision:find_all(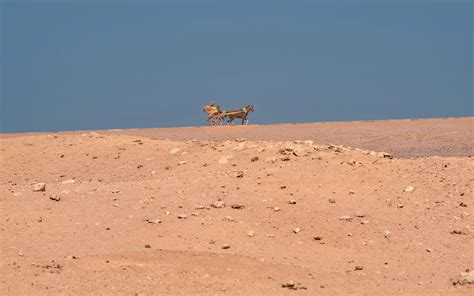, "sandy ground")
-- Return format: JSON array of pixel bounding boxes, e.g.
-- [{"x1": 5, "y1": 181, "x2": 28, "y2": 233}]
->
[{"x1": 0, "y1": 118, "x2": 473, "y2": 295}]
